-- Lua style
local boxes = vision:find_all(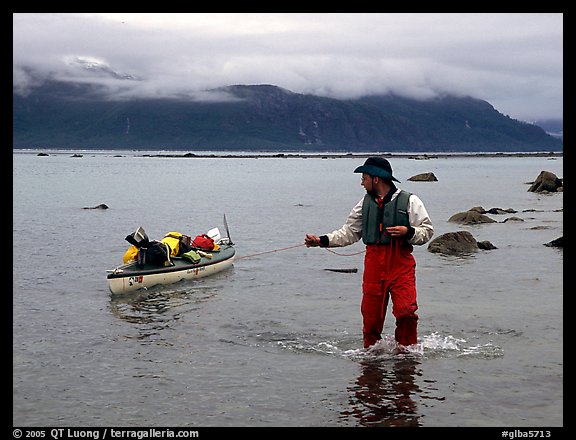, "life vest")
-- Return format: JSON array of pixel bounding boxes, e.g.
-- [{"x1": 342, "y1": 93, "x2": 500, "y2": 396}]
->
[{"x1": 362, "y1": 190, "x2": 411, "y2": 245}]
